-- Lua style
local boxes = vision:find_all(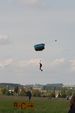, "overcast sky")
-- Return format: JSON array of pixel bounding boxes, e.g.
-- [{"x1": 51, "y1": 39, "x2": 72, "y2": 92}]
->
[{"x1": 0, "y1": 0, "x2": 75, "y2": 85}]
